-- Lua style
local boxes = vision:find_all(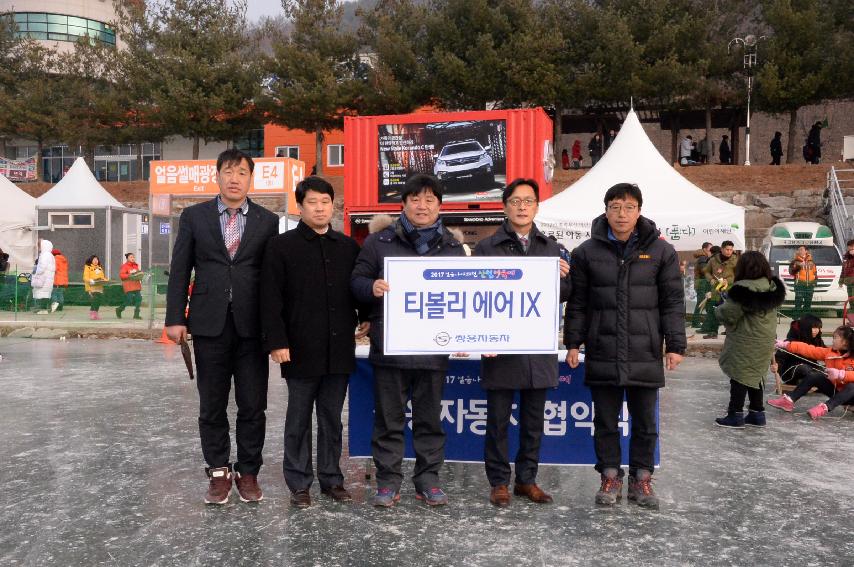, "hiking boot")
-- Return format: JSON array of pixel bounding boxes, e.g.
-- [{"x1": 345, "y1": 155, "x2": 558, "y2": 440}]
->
[
  {"x1": 489, "y1": 485, "x2": 511, "y2": 507},
  {"x1": 715, "y1": 411, "x2": 745, "y2": 428},
  {"x1": 745, "y1": 410, "x2": 766, "y2": 427},
  {"x1": 204, "y1": 466, "x2": 232, "y2": 505},
  {"x1": 595, "y1": 468, "x2": 623, "y2": 506},
  {"x1": 234, "y1": 472, "x2": 263, "y2": 502},
  {"x1": 371, "y1": 487, "x2": 400, "y2": 508},
  {"x1": 290, "y1": 489, "x2": 311, "y2": 509},
  {"x1": 115, "y1": 307, "x2": 123, "y2": 318},
  {"x1": 627, "y1": 470, "x2": 659, "y2": 509},
  {"x1": 513, "y1": 483, "x2": 553, "y2": 504},
  {"x1": 321, "y1": 485, "x2": 352, "y2": 502},
  {"x1": 768, "y1": 395, "x2": 794, "y2": 412},
  {"x1": 807, "y1": 402, "x2": 828, "y2": 421},
  {"x1": 416, "y1": 487, "x2": 449, "y2": 506}
]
